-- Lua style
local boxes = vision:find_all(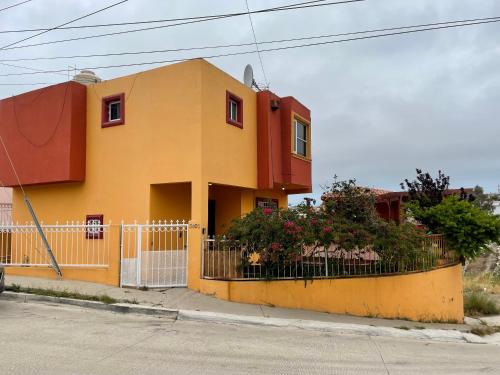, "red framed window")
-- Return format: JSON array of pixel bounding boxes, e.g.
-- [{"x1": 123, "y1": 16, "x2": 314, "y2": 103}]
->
[
  {"x1": 101, "y1": 93, "x2": 125, "y2": 128},
  {"x1": 86, "y1": 214, "x2": 104, "y2": 239},
  {"x1": 226, "y1": 91, "x2": 243, "y2": 128}
]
